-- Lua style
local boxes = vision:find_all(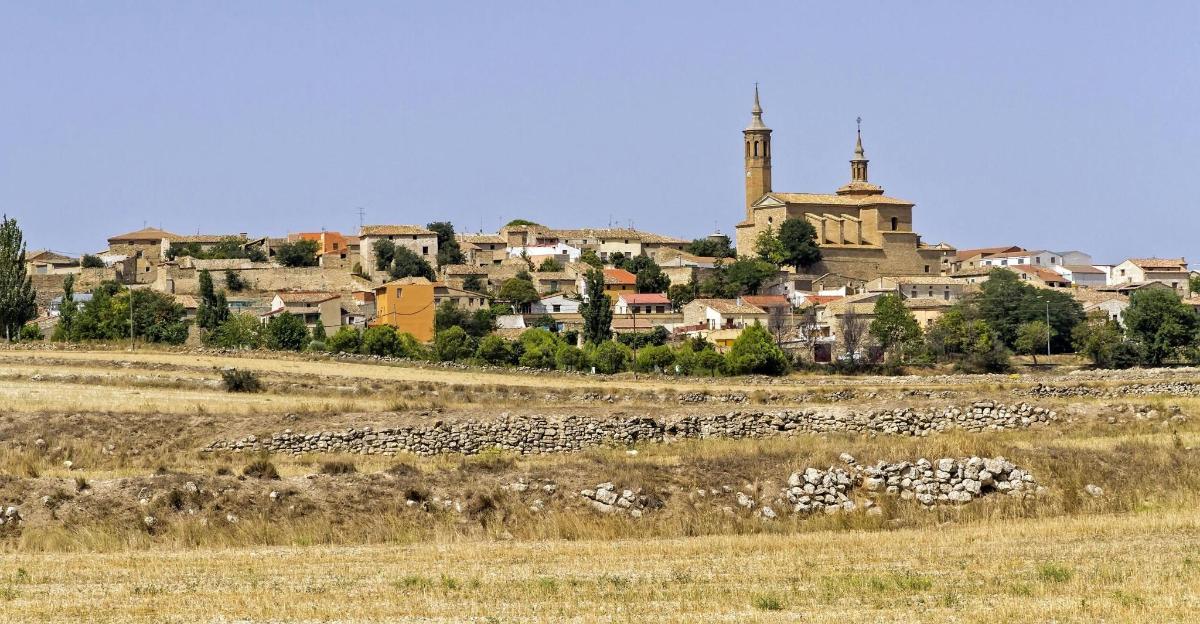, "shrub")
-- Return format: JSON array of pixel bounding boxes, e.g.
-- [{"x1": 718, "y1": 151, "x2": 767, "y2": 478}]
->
[
  {"x1": 634, "y1": 344, "x2": 675, "y2": 373},
  {"x1": 221, "y1": 368, "x2": 262, "y2": 393},
  {"x1": 319, "y1": 460, "x2": 357, "y2": 475},
  {"x1": 18, "y1": 323, "x2": 43, "y2": 341},
  {"x1": 326, "y1": 326, "x2": 363, "y2": 353},
  {"x1": 264, "y1": 312, "x2": 309, "y2": 351},
  {"x1": 518, "y1": 328, "x2": 560, "y2": 369},
  {"x1": 726, "y1": 323, "x2": 789, "y2": 375},
  {"x1": 476, "y1": 335, "x2": 517, "y2": 365},
  {"x1": 589, "y1": 340, "x2": 632, "y2": 374},
  {"x1": 555, "y1": 343, "x2": 586, "y2": 371},
  {"x1": 80, "y1": 254, "x2": 105, "y2": 268},
  {"x1": 361, "y1": 325, "x2": 402, "y2": 356},
  {"x1": 1036, "y1": 563, "x2": 1074, "y2": 584},
  {"x1": 242, "y1": 459, "x2": 279, "y2": 480},
  {"x1": 751, "y1": 593, "x2": 784, "y2": 611},
  {"x1": 434, "y1": 326, "x2": 476, "y2": 362},
  {"x1": 209, "y1": 313, "x2": 263, "y2": 349},
  {"x1": 224, "y1": 269, "x2": 247, "y2": 292}
]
